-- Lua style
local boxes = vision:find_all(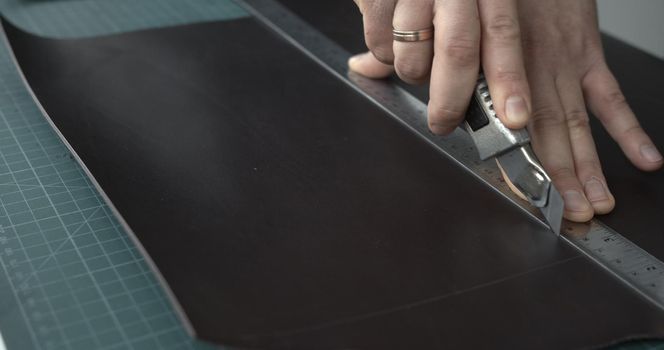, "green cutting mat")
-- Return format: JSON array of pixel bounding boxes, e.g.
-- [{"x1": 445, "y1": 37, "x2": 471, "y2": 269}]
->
[
  {"x1": 0, "y1": 1, "x2": 247, "y2": 349},
  {"x1": 1, "y1": 0, "x2": 247, "y2": 39},
  {"x1": 0, "y1": 0, "x2": 660, "y2": 349}
]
